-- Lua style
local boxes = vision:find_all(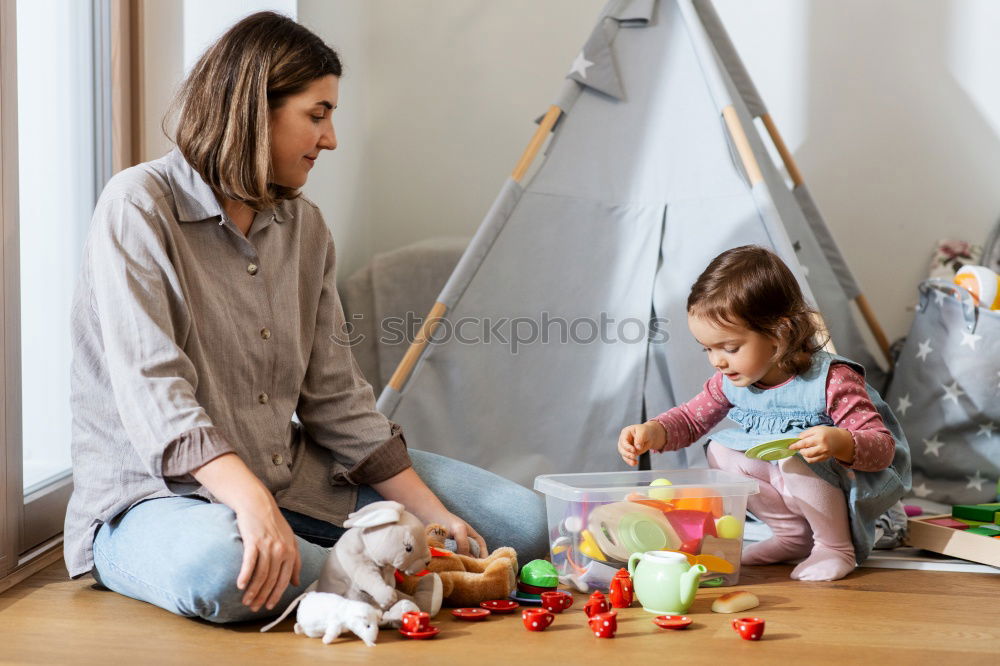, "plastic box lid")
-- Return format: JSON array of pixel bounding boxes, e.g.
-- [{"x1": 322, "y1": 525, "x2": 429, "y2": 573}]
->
[{"x1": 534, "y1": 468, "x2": 758, "y2": 503}]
